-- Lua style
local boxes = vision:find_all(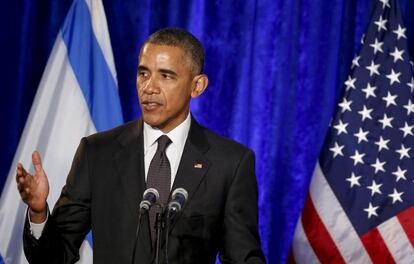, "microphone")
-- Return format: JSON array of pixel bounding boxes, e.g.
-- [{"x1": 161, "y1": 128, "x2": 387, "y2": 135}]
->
[
  {"x1": 139, "y1": 188, "x2": 159, "y2": 213},
  {"x1": 167, "y1": 188, "x2": 188, "y2": 217},
  {"x1": 133, "y1": 188, "x2": 159, "y2": 264}
]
